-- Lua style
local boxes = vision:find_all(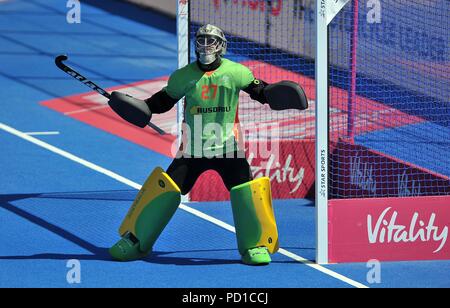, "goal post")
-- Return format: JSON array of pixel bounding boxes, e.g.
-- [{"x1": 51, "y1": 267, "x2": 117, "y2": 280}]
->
[
  {"x1": 317, "y1": 0, "x2": 450, "y2": 264},
  {"x1": 177, "y1": 0, "x2": 189, "y2": 147},
  {"x1": 315, "y1": 0, "x2": 334, "y2": 265}
]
